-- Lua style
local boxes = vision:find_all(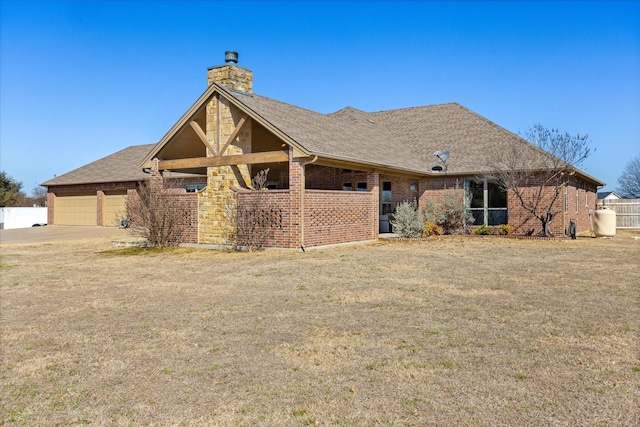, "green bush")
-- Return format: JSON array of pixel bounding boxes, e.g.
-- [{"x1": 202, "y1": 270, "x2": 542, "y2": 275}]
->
[
  {"x1": 474, "y1": 225, "x2": 493, "y2": 235},
  {"x1": 390, "y1": 201, "x2": 424, "y2": 238}
]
